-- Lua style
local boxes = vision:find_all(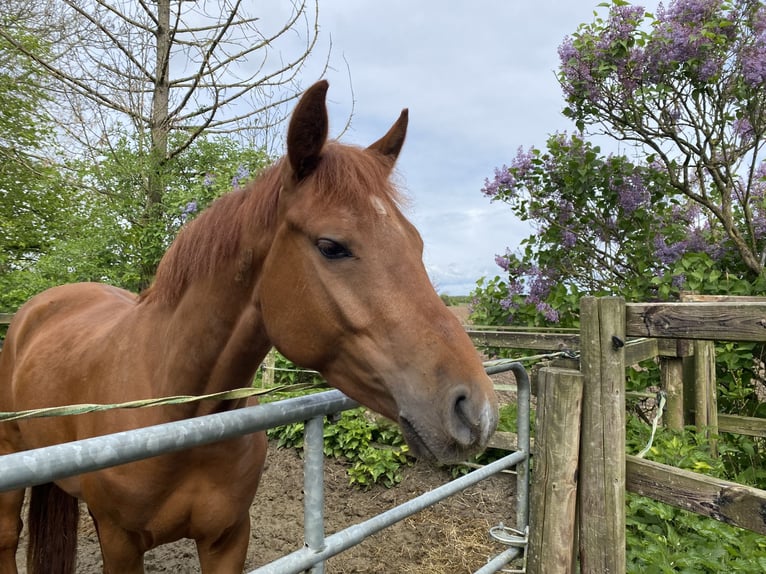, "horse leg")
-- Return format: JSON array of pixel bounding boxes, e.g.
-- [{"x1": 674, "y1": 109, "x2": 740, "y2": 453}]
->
[
  {"x1": 0, "y1": 489, "x2": 24, "y2": 574},
  {"x1": 90, "y1": 514, "x2": 146, "y2": 574},
  {"x1": 196, "y1": 516, "x2": 251, "y2": 574}
]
